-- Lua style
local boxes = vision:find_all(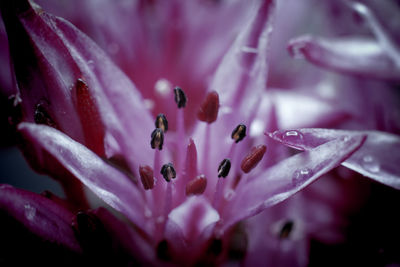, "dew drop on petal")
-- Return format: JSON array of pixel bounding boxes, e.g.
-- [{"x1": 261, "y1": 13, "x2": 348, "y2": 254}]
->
[
  {"x1": 362, "y1": 155, "x2": 380, "y2": 173},
  {"x1": 24, "y1": 204, "x2": 36, "y2": 221},
  {"x1": 282, "y1": 130, "x2": 303, "y2": 143},
  {"x1": 292, "y1": 167, "x2": 313, "y2": 186}
]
